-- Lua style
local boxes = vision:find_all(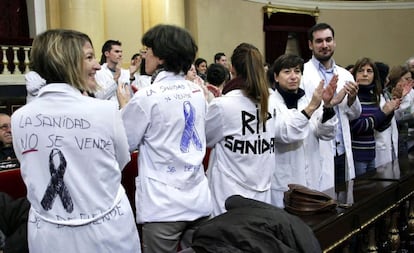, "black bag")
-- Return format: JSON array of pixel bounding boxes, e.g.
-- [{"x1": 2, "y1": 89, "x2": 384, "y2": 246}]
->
[{"x1": 283, "y1": 184, "x2": 337, "y2": 216}]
